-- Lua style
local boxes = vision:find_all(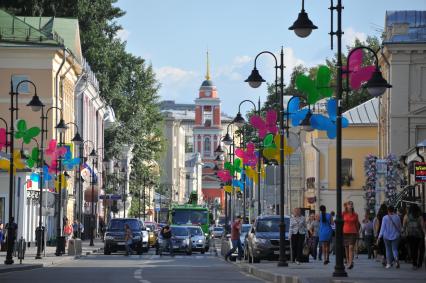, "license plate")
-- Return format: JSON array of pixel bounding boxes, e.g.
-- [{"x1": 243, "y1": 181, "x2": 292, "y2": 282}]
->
[
  {"x1": 117, "y1": 242, "x2": 125, "y2": 245},
  {"x1": 274, "y1": 250, "x2": 280, "y2": 255}
]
